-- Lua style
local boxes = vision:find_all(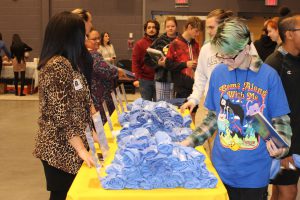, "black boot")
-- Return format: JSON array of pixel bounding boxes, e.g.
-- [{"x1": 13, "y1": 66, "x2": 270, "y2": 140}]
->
[
  {"x1": 20, "y1": 71, "x2": 26, "y2": 96},
  {"x1": 14, "y1": 72, "x2": 19, "y2": 96}
]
